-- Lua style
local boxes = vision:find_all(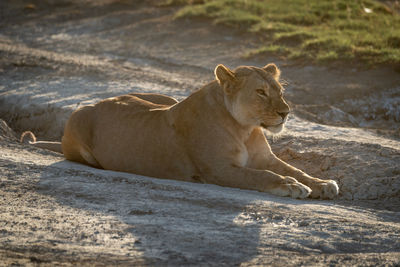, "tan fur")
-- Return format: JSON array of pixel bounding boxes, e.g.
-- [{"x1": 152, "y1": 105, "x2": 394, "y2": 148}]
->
[{"x1": 28, "y1": 65, "x2": 339, "y2": 199}]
